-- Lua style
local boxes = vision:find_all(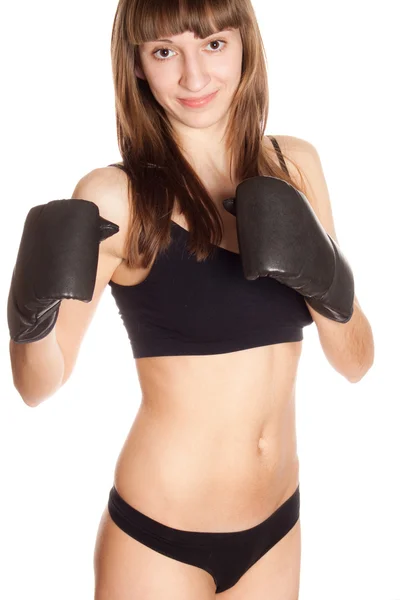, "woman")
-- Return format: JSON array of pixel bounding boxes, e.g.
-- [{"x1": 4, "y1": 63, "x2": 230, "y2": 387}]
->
[{"x1": 8, "y1": 0, "x2": 374, "y2": 598}]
